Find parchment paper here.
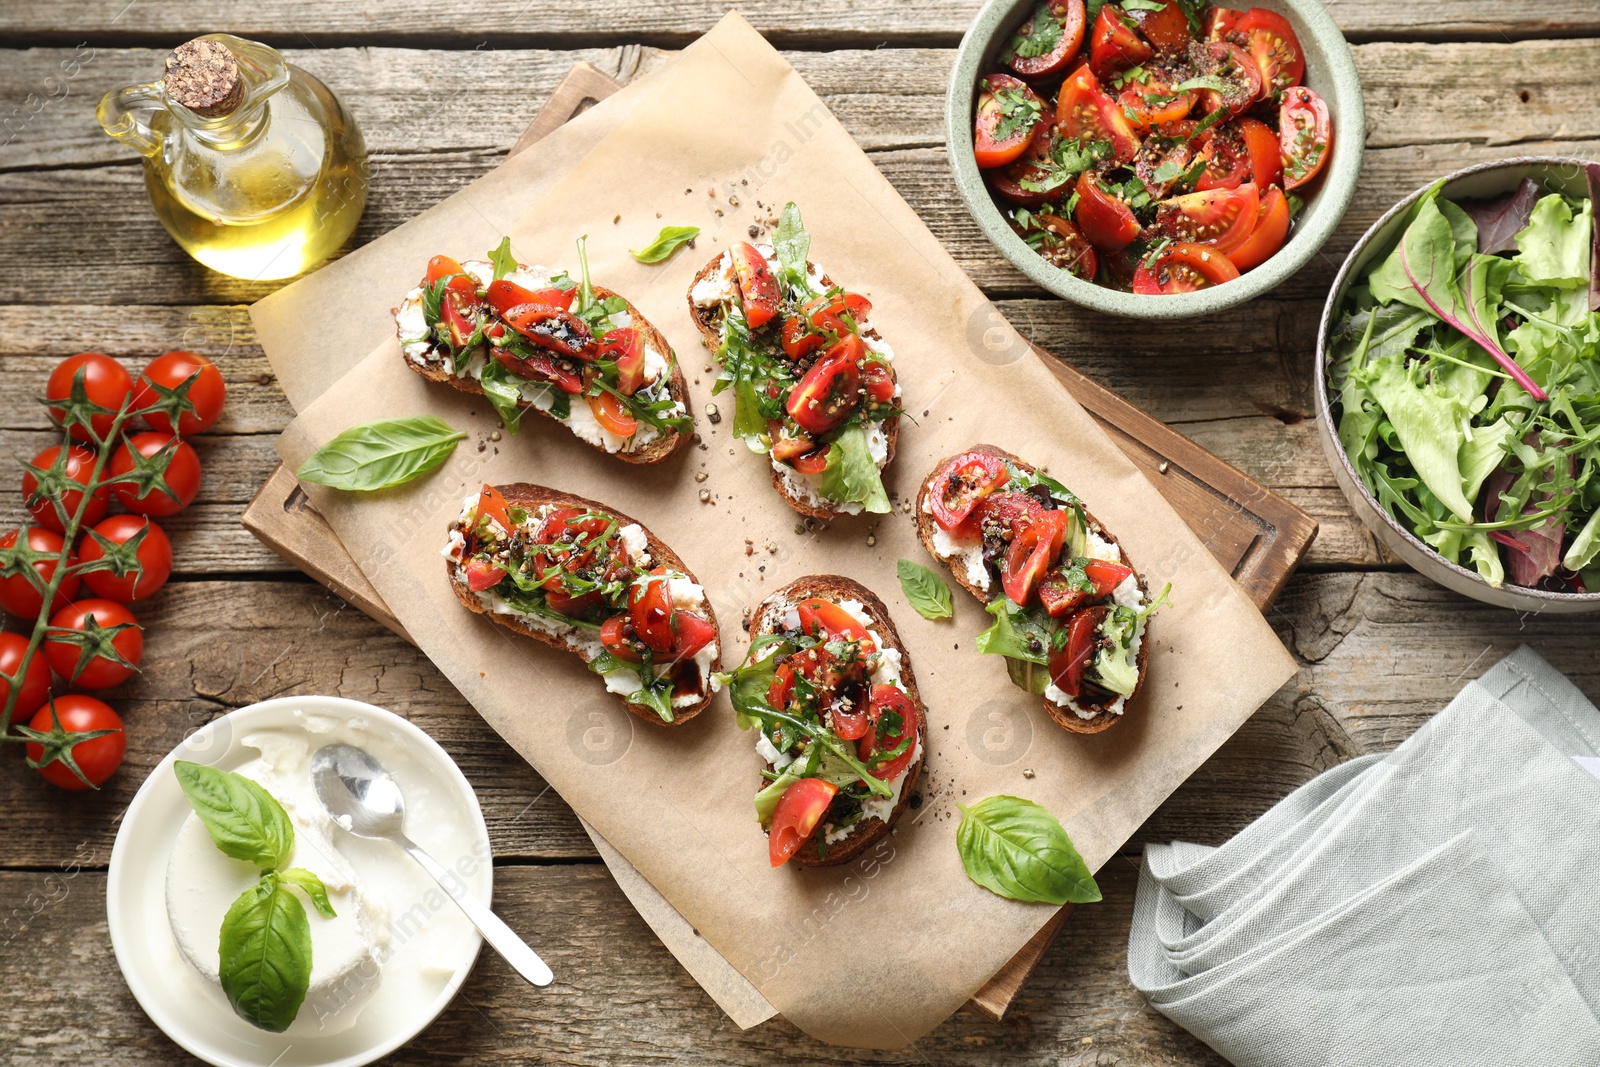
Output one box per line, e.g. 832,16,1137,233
247,57,777,1028
267,13,1298,1048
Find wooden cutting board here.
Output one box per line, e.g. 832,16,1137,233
242,61,1317,1022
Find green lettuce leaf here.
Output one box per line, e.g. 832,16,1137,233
816,424,890,514
1514,193,1593,290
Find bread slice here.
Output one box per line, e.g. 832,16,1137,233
747,575,926,867
444,483,720,726
686,252,900,520
914,444,1151,734
397,271,693,465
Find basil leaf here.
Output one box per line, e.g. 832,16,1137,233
296,416,467,492
896,559,953,620
773,202,811,294
956,795,1101,906
218,875,312,1033
629,225,700,264
278,867,337,919
489,236,517,281
816,423,891,514
174,761,295,871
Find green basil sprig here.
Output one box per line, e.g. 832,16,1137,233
629,225,701,264
297,416,466,492
955,795,1101,906
896,559,953,620
175,761,336,1033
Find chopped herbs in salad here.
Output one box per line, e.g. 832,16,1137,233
692,202,900,515
1329,170,1600,594
973,1,1333,295
399,237,691,454
446,485,719,722
925,449,1168,718
718,595,921,866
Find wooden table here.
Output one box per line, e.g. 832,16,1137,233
3,4,1599,1063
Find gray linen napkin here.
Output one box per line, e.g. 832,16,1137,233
1128,646,1600,1066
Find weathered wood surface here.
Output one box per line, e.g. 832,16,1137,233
5,11,1600,1065
1,860,1229,1066
2,0,1596,45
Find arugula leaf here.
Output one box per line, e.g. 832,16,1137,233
488,236,517,281
896,559,953,620
815,424,891,514
218,875,312,1033
956,795,1101,906
629,225,700,264
174,761,295,870
296,416,466,492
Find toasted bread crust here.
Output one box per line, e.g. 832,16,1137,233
444,483,720,727
747,575,926,867
687,254,900,520
399,283,692,465
914,444,1151,734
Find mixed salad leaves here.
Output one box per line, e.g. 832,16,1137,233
704,203,899,515
1329,167,1600,592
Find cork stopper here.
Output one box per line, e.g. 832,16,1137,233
163,38,244,117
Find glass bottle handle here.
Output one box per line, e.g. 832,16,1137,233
96,83,166,156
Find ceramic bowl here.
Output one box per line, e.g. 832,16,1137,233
945,0,1364,319
1315,156,1600,614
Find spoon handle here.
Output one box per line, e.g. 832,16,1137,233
401,837,554,987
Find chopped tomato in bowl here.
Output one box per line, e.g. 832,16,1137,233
950,0,1361,315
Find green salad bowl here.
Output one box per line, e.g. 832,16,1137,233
1315,156,1600,614
945,0,1363,319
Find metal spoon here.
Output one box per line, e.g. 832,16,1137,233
310,743,553,987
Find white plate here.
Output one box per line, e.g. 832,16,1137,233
108,696,490,1067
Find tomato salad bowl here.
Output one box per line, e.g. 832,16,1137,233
946,0,1362,318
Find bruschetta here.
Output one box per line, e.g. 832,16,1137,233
443,483,720,725
687,203,899,519
396,238,693,463
916,445,1166,734
719,575,925,867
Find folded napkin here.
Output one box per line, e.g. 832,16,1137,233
1129,646,1600,1066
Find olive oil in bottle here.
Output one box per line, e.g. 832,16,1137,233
98,34,368,281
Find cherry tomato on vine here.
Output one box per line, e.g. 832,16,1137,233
23,695,126,791
22,445,109,534
0,528,80,619
108,433,202,517
0,632,51,721
78,514,174,603
45,599,144,690
132,351,227,436
46,353,135,443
